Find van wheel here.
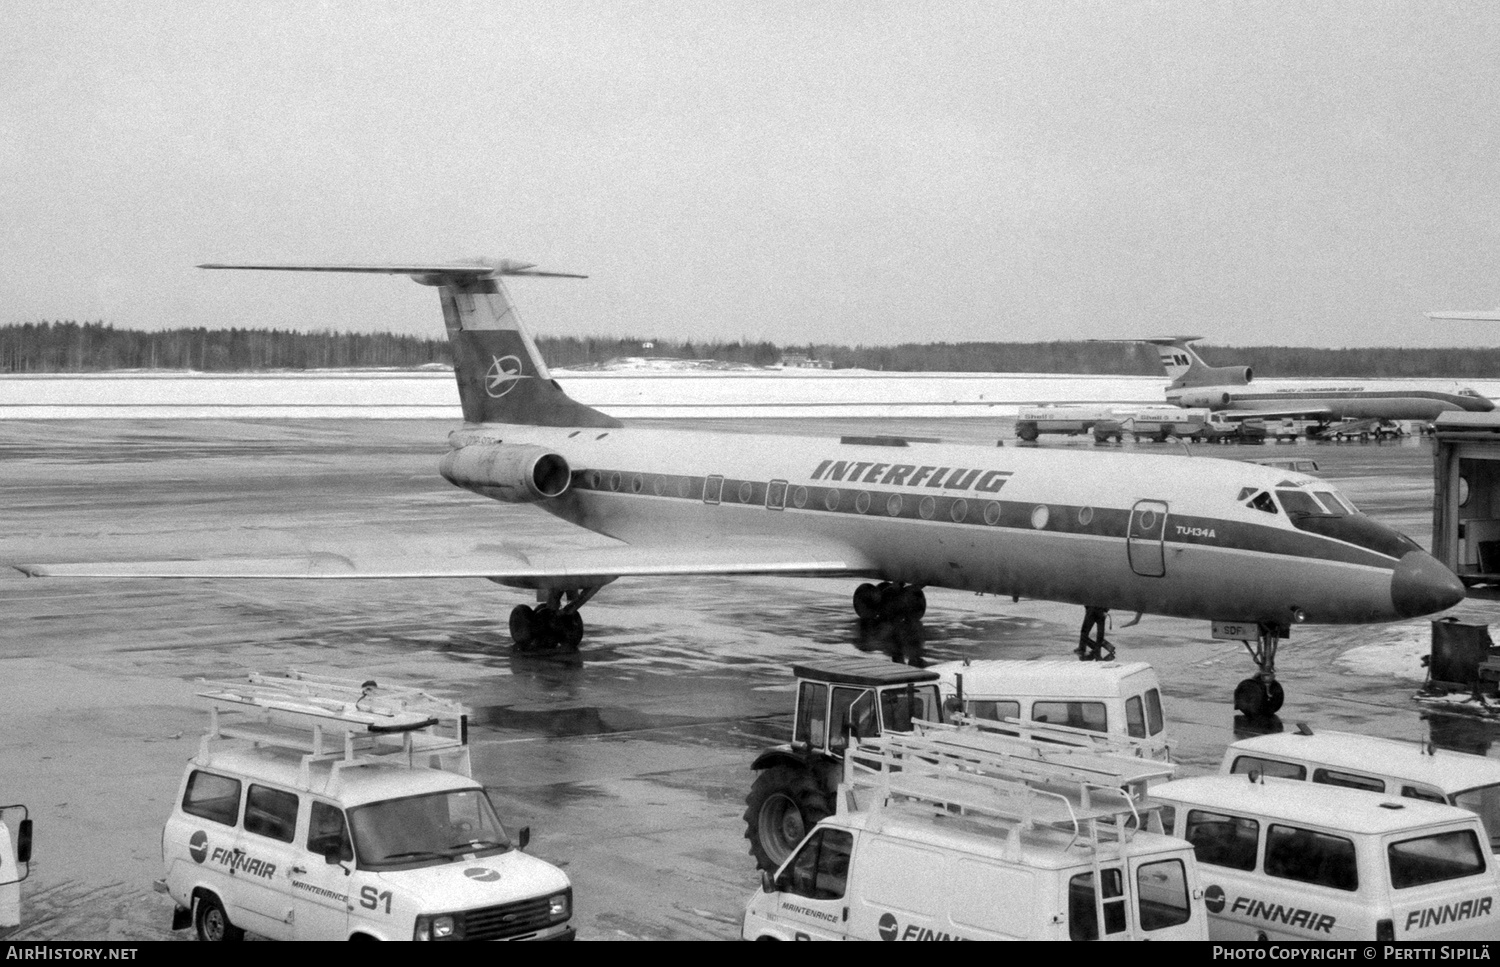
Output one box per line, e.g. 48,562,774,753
744,765,831,872
194,893,244,942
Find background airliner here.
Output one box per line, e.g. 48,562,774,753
13,263,1467,717
1136,336,1492,422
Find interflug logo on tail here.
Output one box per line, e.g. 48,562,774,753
485,354,525,398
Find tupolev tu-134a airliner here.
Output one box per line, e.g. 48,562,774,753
14,260,1467,717
1139,336,1493,422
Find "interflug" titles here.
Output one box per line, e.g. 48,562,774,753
811,460,1011,493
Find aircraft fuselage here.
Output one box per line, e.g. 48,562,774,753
1168,382,1493,420
448,422,1462,629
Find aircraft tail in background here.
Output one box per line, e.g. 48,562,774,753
1134,336,1253,389
199,260,621,428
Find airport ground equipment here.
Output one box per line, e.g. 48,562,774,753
743,658,945,871
743,719,1201,940
1309,418,1405,442
1013,405,1118,441
0,805,32,932
1153,774,1500,941
742,658,1178,872
157,670,574,941
1221,725,1500,853
1431,410,1500,586
929,658,1171,760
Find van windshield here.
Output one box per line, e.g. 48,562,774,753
1452,784,1500,850
349,789,513,871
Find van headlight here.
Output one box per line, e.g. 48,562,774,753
414,913,461,941
549,891,571,921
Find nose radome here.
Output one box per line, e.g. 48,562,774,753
1391,551,1466,618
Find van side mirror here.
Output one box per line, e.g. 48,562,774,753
16,819,31,865
516,826,530,850
760,869,775,894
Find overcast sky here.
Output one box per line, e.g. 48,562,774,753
4,1,1499,349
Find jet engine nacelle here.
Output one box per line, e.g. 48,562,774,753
439,443,572,503
1173,387,1236,409
1175,364,1252,388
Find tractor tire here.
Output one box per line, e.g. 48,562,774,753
743,765,832,873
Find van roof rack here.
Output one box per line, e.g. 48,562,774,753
948,711,1167,761
195,669,471,788
842,720,1175,858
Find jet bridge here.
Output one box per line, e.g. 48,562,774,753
1432,411,1500,585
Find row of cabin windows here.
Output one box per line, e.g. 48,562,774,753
1178,808,1486,891
182,769,354,861
965,689,1166,739
1230,755,1445,800
586,470,1104,530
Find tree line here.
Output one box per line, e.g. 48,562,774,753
5,321,1500,379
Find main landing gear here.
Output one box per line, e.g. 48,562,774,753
509,587,600,653
1077,606,1116,662
1233,623,1287,719
852,582,927,665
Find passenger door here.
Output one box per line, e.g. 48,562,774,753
228,783,302,940
1128,500,1169,577
292,800,354,940
764,828,853,940
1385,825,1496,941
1130,854,1203,940
1067,865,1132,940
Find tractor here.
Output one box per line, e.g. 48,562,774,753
742,657,944,871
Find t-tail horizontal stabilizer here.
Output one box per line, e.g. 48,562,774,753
1092,336,1251,389
199,259,619,429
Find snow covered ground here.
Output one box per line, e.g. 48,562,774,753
5,368,1495,419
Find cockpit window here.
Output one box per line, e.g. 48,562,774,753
1244,490,1278,514
1312,491,1355,516
1277,490,1327,517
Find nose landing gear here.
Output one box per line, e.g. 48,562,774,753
1233,623,1287,719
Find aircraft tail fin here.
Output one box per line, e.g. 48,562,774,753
1132,336,1251,389
200,259,622,428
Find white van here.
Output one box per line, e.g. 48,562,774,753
1152,775,1500,941
0,805,33,930
157,672,574,942
743,723,1208,941
929,659,1170,760
1221,729,1500,851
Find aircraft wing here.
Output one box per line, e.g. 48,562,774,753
8,537,878,587
1427,310,1500,321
